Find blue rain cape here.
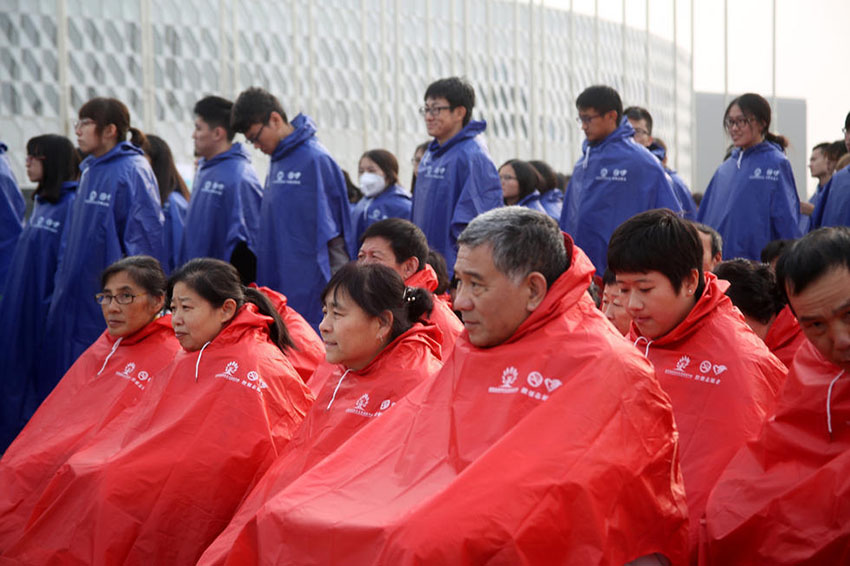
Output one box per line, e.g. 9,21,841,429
811,164,850,229
256,114,354,328
351,183,412,244
0,182,77,451
412,120,503,274
559,119,681,274
178,143,263,266
162,191,188,273
0,143,26,291
539,189,564,220
800,182,827,233
697,141,801,260
37,142,164,398
516,190,548,213
648,140,697,220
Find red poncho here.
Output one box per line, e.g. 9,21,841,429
630,273,788,560
199,322,444,565
0,316,179,550
701,339,850,565
251,284,325,383
200,239,689,566
3,305,315,565
764,304,806,369
405,264,463,354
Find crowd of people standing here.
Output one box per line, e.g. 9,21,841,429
0,75,849,564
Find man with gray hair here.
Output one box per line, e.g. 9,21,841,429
197,207,689,566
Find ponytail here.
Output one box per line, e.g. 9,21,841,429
128,127,149,151
402,287,434,327
243,286,294,353
764,131,789,151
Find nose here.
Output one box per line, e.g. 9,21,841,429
625,292,642,315
453,283,474,312
318,312,332,335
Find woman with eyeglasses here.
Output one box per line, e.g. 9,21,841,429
37,97,164,402
696,92,801,260
0,135,80,452
146,134,190,273
0,256,179,549
498,159,547,212
351,149,412,243
3,258,314,564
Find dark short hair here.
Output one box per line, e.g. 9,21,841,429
608,208,705,295
500,159,542,203
26,134,80,204
528,160,558,193
845,111,850,131
231,87,287,134
725,93,787,150
101,255,167,300
713,259,785,324
601,268,616,288
760,238,796,265
146,135,188,205
322,262,434,343
361,218,429,273
194,95,235,141
424,77,475,127
576,85,623,124
426,249,450,294
812,141,831,155
828,140,848,162
693,222,723,258
79,97,147,149
776,227,850,300
624,106,653,134
169,258,294,352
360,149,399,187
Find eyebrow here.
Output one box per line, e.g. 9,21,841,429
797,298,850,322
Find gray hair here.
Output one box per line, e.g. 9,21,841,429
457,206,569,286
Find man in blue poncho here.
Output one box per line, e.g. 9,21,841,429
811,111,850,229
231,87,354,329
0,142,26,292
559,86,681,274
412,77,503,275
180,96,263,283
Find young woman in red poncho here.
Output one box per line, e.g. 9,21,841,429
3,258,314,564
607,209,788,563
198,262,444,565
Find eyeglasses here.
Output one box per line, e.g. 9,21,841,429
74,118,95,130
418,105,451,117
499,174,517,182
95,292,148,305
633,127,650,137
575,114,602,126
724,117,753,130
245,123,267,145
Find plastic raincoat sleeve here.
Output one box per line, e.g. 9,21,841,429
114,161,166,260
162,191,188,273
670,171,697,220
811,165,850,229
0,155,25,290
770,159,803,240
448,151,503,254
238,171,263,254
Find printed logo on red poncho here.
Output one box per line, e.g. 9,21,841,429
664,355,725,385
345,392,395,418
489,367,561,401
116,361,152,390
488,366,519,394
214,360,269,393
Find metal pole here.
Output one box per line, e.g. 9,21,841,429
57,0,69,135
530,0,537,157
393,0,401,155
723,0,728,104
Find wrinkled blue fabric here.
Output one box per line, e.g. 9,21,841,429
559,119,681,274
539,189,563,220
697,141,801,260
647,141,697,220
413,120,503,274
179,143,263,267
256,114,354,328
0,182,77,451
351,183,412,243
0,143,26,291
516,190,547,214
800,183,827,233
37,142,163,399
162,191,188,273
811,164,850,229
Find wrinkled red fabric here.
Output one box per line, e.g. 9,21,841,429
405,264,463,354
764,304,806,369
0,317,179,550
251,284,325,383
200,239,689,566
630,273,788,561
2,305,314,565
700,339,849,565
199,322,444,565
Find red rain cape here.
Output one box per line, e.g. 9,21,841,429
199,322,444,565
251,284,325,383
764,304,806,369
405,263,463,354
200,239,690,566
630,273,788,560
3,305,315,565
0,316,179,550
701,339,850,565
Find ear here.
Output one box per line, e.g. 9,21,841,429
684,268,700,295
452,105,467,123
269,111,286,127
102,123,118,141
150,293,166,314
524,272,548,312
220,298,238,324
376,310,394,342
212,125,227,142
400,256,420,280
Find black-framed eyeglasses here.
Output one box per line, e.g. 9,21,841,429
95,292,148,305
418,105,451,117
724,117,752,130
245,123,267,145
575,114,602,125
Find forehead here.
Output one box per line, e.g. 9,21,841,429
628,117,648,129
788,267,850,314
104,270,139,290
455,243,498,275
726,104,745,117
615,270,666,284
425,96,449,106
359,156,379,169
360,236,394,254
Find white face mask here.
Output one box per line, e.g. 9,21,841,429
359,171,386,197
